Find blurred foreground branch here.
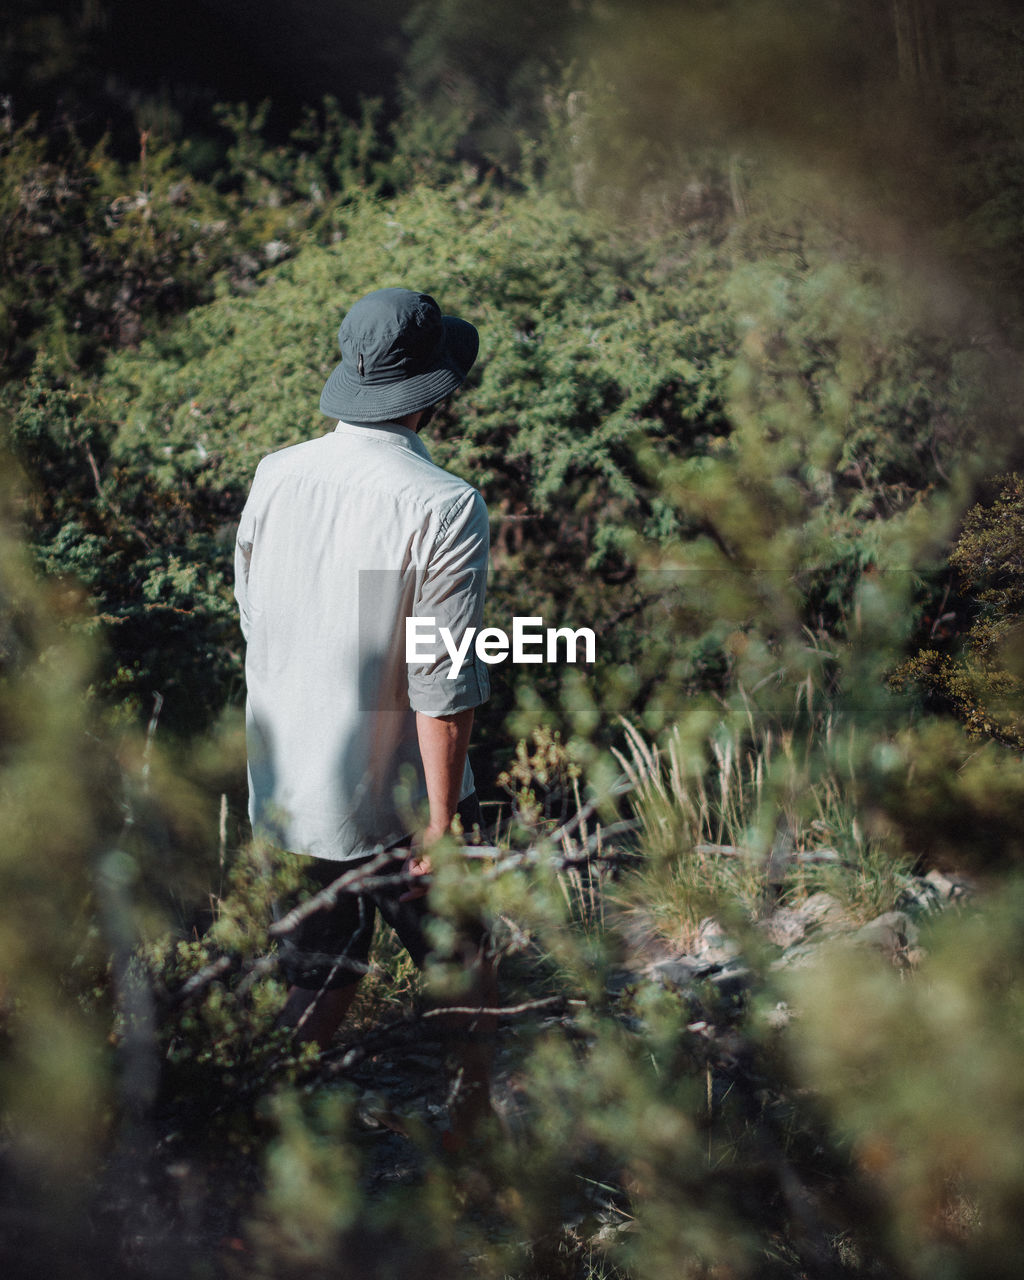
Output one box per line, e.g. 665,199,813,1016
163,794,636,1012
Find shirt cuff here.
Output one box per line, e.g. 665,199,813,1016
407,661,491,716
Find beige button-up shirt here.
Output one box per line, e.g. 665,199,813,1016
234,420,490,861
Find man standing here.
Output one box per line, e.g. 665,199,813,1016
234,287,493,1134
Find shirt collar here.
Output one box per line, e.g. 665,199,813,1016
333,419,432,460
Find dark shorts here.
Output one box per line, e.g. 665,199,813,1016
278,793,484,991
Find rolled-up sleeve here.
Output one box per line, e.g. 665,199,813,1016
407,489,490,716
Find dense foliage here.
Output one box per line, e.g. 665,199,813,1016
6,140,1001,744
896,473,1024,750
4,2,1024,1277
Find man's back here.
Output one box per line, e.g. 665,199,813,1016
235,419,489,860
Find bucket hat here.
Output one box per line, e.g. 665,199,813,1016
319,287,479,423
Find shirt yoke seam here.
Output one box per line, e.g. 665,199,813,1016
257,458,478,531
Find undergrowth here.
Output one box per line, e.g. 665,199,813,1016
610,701,912,954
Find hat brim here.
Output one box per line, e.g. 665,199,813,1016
319,315,479,422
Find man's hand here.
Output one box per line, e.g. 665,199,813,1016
399,819,449,900
399,817,456,899
400,825,442,902
399,849,433,902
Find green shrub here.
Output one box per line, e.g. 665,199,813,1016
897,474,1024,750
6,166,986,746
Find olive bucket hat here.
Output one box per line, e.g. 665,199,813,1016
319,287,479,423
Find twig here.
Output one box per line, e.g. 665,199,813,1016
320,995,580,1074
231,953,284,998
84,443,103,498
548,773,634,843
168,954,233,1005
421,995,576,1021
141,692,163,783
267,850,400,937
695,843,841,865
482,820,638,879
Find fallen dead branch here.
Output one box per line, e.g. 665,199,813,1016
320,994,585,1074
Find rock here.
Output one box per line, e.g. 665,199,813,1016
757,906,810,948
799,892,853,931
923,868,956,898
707,965,751,997
852,911,918,957
610,907,681,968
693,917,740,966
923,868,974,902
592,1217,638,1245
771,943,818,970
899,879,944,913
646,959,701,990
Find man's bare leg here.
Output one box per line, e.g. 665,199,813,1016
278,981,361,1048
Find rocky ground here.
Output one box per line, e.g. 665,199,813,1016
615,865,974,1000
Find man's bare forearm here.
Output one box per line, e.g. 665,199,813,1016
416,707,475,841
